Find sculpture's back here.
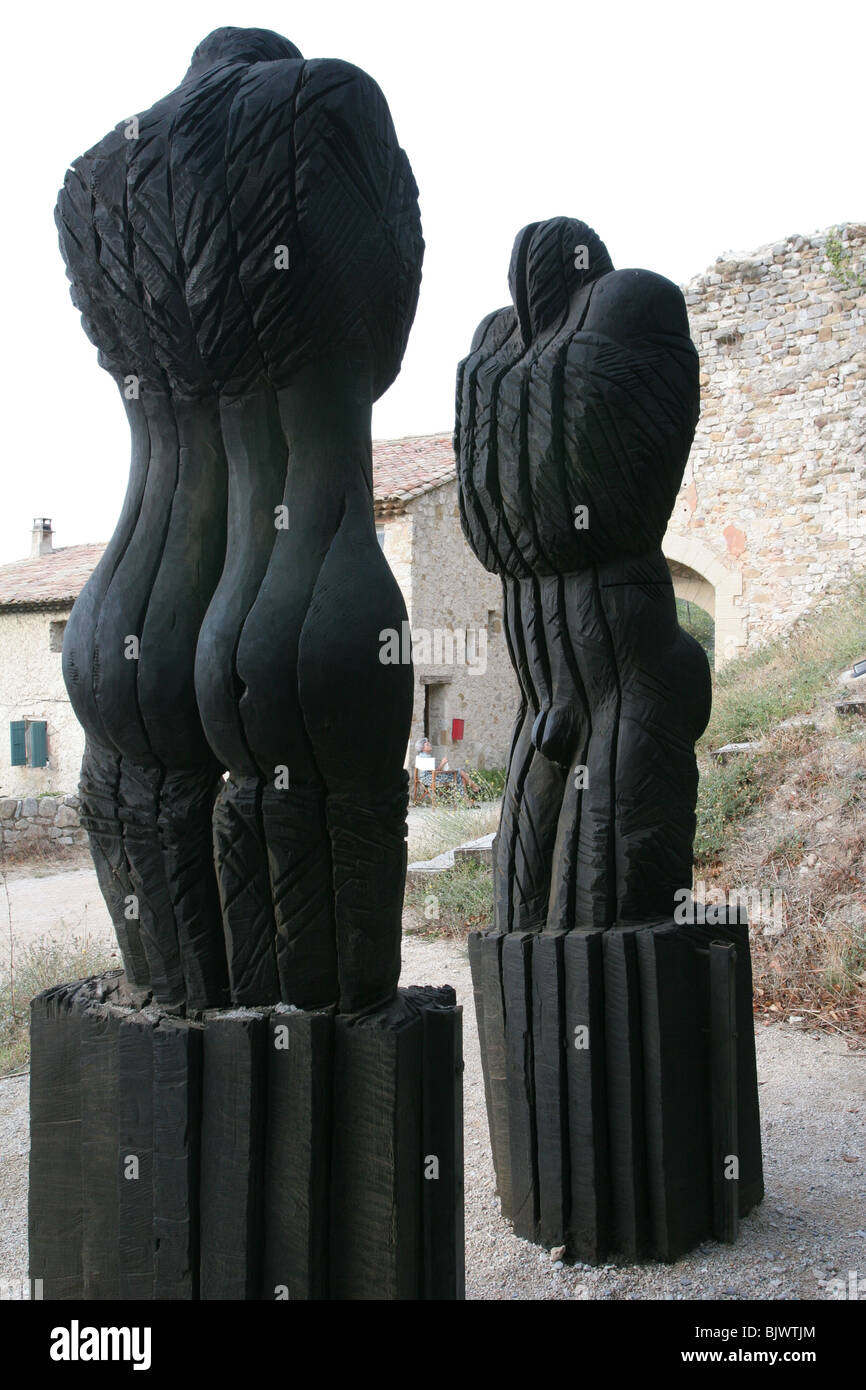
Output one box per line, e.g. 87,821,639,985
56,27,423,1013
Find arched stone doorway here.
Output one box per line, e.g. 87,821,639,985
662,530,746,667
671,564,715,666
668,560,715,618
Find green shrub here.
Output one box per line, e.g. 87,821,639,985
468,767,507,801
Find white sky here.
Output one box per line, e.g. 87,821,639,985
1,0,862,565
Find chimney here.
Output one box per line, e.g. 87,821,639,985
31,517,53,558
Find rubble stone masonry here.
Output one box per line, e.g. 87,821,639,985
666,223,866,662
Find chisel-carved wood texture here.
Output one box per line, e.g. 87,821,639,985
56,27,423,1014
29,975,463,1300
456,217,710,931
457,219,762,1260
41,27,459,1304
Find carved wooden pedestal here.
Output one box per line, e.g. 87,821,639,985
30,975,463,1300
470,911,763,1263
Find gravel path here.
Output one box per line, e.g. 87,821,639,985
405,930,865,1301
1,868,864,1300
0,866,114,963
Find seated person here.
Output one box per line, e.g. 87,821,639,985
414,737,480,797
414,736,437,772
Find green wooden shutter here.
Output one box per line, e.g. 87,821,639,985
29,721,48,768
10,721,26,766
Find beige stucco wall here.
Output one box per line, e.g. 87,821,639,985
0,607,84,798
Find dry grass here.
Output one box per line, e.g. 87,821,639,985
407,586,866,1043
0,933,120,1075
700,575,866,751
690,578,866,1042
705,725,866,1043
407,802,501,863
404,857,494,940
0,840,91,878
405,801,501,940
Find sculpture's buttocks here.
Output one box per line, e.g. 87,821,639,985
56,26,423,1014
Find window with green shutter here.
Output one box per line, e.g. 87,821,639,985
10,721,26,766
9,719,48,768
29,721,48,768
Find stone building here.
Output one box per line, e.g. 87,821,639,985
0,521,98,847
373,437,515,773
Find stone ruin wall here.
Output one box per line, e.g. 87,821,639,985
667,223,866,662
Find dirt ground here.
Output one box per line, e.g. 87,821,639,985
0,863,115,964
1,863,864,1300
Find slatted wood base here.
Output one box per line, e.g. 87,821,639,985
469,913,763,1263
29,976,463,1300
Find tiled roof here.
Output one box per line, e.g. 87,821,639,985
0,544,104,611
372,433,456,514
0,435,455,608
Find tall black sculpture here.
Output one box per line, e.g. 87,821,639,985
457,218,762,1261
31,28,463,1302
57,26,420,1015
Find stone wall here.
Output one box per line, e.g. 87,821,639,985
380,512,413,616
381,481,518,771
0,791,86,854
0,605,85,798
407,480,517,770
664,223,866,661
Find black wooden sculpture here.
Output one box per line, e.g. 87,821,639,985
57,25,421,1015
457,218,762,1261
31,27,463,1302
